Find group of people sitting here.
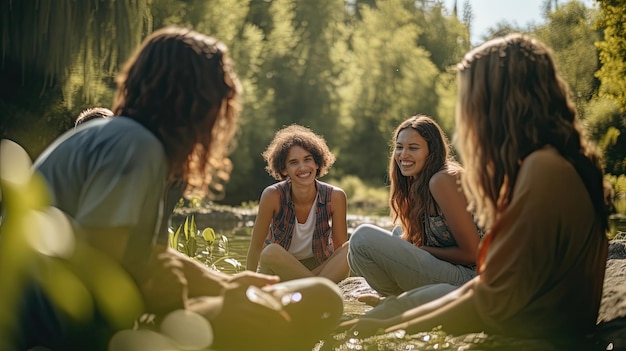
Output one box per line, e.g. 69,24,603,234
3,25,610,351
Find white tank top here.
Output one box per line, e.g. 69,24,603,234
288,194,318,260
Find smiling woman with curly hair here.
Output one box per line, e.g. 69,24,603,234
247,124,350,284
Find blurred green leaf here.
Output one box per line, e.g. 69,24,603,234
201,227,216,244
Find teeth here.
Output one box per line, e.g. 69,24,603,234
298,172,311,177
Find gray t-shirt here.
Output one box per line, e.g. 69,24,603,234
33,117,168,264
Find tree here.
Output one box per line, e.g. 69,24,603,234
534,1,600,115
416,2,470,71
481,20,528,42
0,0,151,157
340,0,439,183
223,0,298,205
595,0,626,112
591,0,626,175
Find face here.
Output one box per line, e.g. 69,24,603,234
394,128,429,177
282,145,319,183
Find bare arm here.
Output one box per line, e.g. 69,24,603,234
341,279,486,338
385,281,486,335
330,187,348,248
246,187,279,271
423,171,479,265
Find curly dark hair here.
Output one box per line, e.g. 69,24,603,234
455,33,609,231
112,26,241,199
262,124,336,181
389,115,461,245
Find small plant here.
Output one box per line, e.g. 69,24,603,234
169,215,242,273
607,174,626,215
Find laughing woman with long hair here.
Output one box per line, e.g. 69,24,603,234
348,115,483,317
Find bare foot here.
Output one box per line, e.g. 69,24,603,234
357,294,384,307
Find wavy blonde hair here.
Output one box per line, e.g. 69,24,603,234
455,33,609,232
112,26,241,200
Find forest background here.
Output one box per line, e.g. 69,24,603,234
1,0,625,210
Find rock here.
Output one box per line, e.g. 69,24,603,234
595,241,626,349
599,259,626,323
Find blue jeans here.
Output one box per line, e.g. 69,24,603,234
348,223,476,297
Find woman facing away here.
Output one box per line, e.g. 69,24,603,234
247,124,350,283
348,115,482,317
338,33,610,345
17,26,342,351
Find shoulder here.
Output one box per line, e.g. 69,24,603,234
318,180,347,199
108,117,161,147
103,119,166,170
428,168,459,193
517,147,576,189
261,183,281,199
35,117,164,171
514,147,591,213
520,147,568,172
330,186,347,202
258,184,282,213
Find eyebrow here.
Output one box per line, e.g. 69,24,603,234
287,153,313,162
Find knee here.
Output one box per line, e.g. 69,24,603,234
283,277,343,328
259,243,287,266
349,223,383,252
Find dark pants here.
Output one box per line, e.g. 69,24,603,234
12,279,113,351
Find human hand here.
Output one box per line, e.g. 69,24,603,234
191,283,293,350
140,251,188,315
227,270,280,288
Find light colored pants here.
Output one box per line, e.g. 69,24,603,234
364,283,458,318
348,223,476,297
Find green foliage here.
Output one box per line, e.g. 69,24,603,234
329,175,389,216
0,0,151,103
585,93,626,176
169,215,242,272
535,1,600,116
482,20,529,42
607,174,626,215
4,0,624,206
416,3,470,71
595,0,626,112
340,0,440,182
0,141,142,349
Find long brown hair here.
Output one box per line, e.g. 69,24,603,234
455,33,609,232
389,115,461,245
112,26,241,199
